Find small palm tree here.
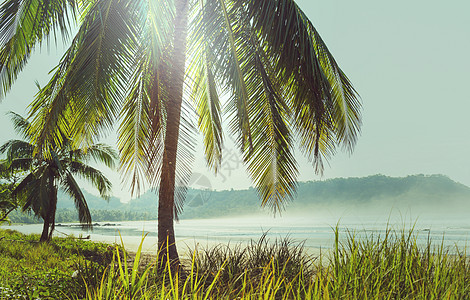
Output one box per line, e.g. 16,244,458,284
0,113,117,242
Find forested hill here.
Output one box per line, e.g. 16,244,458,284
53,174,470,220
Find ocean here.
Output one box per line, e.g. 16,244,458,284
5,213,470,255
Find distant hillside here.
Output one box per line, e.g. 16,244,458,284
52,174,470,220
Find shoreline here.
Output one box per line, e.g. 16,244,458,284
2,222,326,258
5,217,470,258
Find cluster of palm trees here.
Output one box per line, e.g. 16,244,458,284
0,0,361,262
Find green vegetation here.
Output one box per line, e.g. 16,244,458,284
2,227,470,299
0,229,115,299
7,209,154,224
0,156,23,224
82,228,470,299
0,182,18,223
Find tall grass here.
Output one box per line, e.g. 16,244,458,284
329,226,470,299
83,227,470,299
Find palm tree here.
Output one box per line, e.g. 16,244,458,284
0,0,361,261
0,113,117,242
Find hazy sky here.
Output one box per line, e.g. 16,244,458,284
1,0,469,201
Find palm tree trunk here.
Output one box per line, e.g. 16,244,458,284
40,216,50,242
41,186,58,242
48,196,57,241
157,0,189,265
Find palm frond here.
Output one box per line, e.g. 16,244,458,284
196,0,299,211
172,98,196,220
27,55,73,153
17,173,40,213
118,0,178,198
0,113,36,166
198,0,253,152
118,69,153,195
237,0,361,174
118,44,166,196
13,171,36,199
61,171,92,229
0,139,34,161
243,39,298,212
309,26,361,152
28,0,142,152
70,143,118,169
7,111,33,139
8,157,34,172
69,161,112,200
188,4,223,172
18,166,53,218
0,0,77,99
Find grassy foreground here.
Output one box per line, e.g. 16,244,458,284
0,229,114,299
1,227,470,299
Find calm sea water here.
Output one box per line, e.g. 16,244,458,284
5,213,470,254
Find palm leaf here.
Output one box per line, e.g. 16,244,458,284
17,165,53,219
238,0,361,173
8,157,34,172
309,25,361,152
61,171,92,229
118,45,166,195
28,0,142,153
188,4,223,172
196,0,298,211
13,171,36,201
69,161,112,200
19,177,41,214
0,0,77,99
199,0,253,152
172,98,196,220
244,40,298,212
0,139,34,161
7,111,33,139
70,143,117,169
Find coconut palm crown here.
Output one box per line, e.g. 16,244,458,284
0,0,362,260
0,112,117,241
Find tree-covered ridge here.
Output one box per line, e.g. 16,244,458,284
295,174,470,203
9,174,467,224
178,174,470,218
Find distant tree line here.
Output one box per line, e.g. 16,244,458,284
4,174,467,225
7,209,155,224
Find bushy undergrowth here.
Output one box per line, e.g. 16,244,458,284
2,227,470,299
0,229,115,299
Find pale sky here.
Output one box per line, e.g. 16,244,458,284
1,0,469,202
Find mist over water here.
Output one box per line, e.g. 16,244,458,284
7,203,470,255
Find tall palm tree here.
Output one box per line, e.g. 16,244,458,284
0,0,361,261
0,112,117,241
